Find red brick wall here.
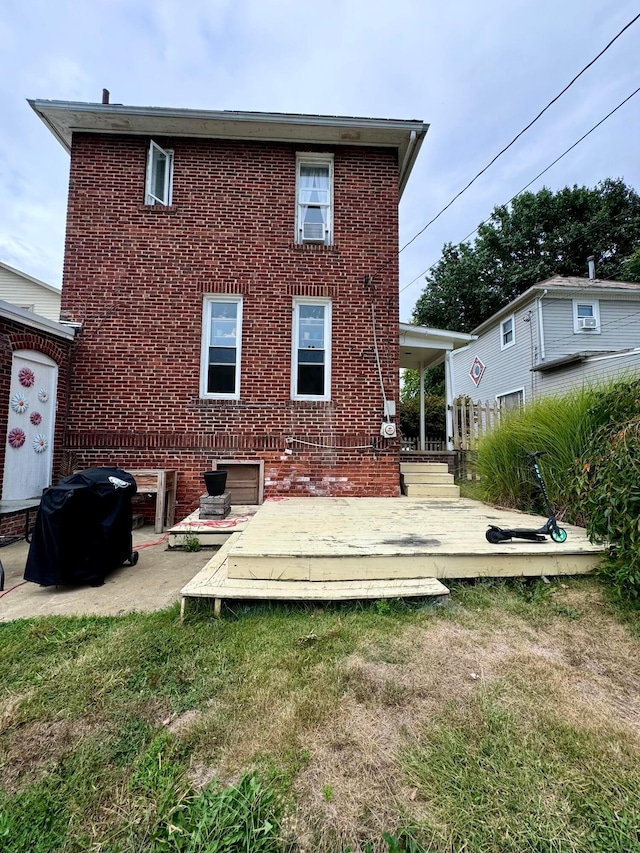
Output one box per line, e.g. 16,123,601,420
0,317,72,534
61,134,401,518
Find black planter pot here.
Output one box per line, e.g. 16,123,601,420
203,470,227,496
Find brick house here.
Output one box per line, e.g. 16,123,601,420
30,99,430,518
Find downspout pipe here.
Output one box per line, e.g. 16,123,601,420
537,290,547,363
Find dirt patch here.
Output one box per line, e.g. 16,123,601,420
0,717,98,794
290,589,640,850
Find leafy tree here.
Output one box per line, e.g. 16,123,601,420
412,179,640,332
400,394,446,440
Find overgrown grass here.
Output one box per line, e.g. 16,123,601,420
476,386,597,520
476,377,640,597
402,690,640,852
1,584,639,851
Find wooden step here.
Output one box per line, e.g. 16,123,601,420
403,483,460,498
400,462,450,474
401,472,455,485
181,555,450,618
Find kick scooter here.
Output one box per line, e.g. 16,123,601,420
485,451,568,544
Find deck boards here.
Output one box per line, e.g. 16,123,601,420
179,497,603,613
227,497,601,581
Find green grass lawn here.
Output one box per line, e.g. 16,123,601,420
1,579,639,852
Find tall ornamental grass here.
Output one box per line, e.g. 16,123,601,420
477,377,640,598
477,388,596,522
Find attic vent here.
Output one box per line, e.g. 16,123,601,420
578,316,598,330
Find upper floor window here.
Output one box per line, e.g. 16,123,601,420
573,299,600,333
296,154,333,245
145,140,173,205
500,315,515,350
200,296,242,399
292,299,332,400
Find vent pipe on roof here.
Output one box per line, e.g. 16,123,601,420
588,255,596,280
102,89,110,105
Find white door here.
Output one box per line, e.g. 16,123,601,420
3,350,58,500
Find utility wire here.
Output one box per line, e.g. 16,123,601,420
399,12,640,257
400,84,640,297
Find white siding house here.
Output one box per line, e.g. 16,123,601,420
451,276,640,406
0,261,61,322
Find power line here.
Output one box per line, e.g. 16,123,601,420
398,12,640,257
399,84,640,297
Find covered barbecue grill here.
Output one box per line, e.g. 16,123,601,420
24,467,139,587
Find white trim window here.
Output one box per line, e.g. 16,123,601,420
500,315,515,350
496,387,524,411
296,153,333,245
573,299,600,333
145,140,174,205
200,296,242,398
292,299,332,400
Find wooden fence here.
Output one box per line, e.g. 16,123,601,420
452,397,500,452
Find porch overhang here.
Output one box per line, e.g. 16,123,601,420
399,323,476,452
399,322,475,370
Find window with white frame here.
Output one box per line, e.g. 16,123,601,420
292,299,331,399
496,388,524,411
296,154,333,245
200,296,242,398
573,299,600,333
500,315,515,350
145,140,174,205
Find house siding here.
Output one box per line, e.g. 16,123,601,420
0,266,61,322
542,294,640,363
61,134,401,515
536,350,640,397
452,298,539,403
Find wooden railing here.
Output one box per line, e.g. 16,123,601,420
400,437,446,452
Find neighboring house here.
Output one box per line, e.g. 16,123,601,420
29,98,432,514
0,261,61,322
1,300,74,510
451,275,640,408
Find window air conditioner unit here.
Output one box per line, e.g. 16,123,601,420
578,317,598,330
302,222,326,243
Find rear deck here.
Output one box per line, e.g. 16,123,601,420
180,497,603,615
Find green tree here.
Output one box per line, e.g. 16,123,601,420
412,179,640,332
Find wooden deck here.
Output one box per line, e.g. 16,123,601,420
167,505,259,548
180,497,603,615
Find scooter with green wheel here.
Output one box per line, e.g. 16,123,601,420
486,451,568,544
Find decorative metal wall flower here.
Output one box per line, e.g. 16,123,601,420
38,389,49,403
8,428,26,449
33,434,48,453
10,392,29,414
30,411,43,426
18,367,35,387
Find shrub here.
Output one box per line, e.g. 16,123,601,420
573,378,640,597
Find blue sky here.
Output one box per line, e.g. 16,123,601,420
0,0,638,320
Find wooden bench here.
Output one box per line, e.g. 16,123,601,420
126,470,177,534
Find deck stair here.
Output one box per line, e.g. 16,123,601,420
180,531,450,617
401,462,459,498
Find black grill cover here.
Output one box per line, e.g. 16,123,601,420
24,467,137,587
